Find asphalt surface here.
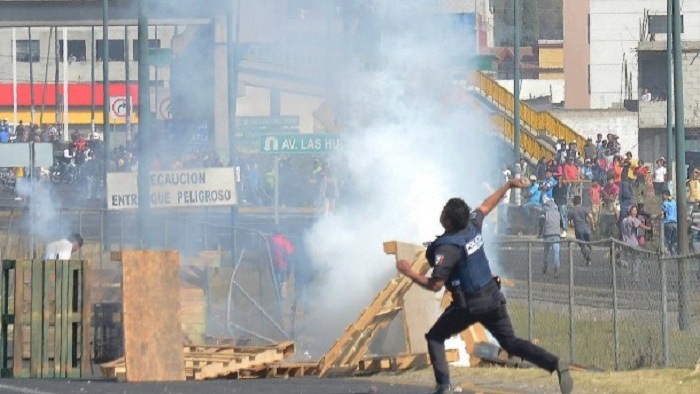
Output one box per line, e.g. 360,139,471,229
0,378,438,394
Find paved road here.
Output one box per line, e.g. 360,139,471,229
0,378,452,394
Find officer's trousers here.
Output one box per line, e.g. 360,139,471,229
426,291,559,386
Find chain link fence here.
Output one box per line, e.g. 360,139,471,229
497,237,700,370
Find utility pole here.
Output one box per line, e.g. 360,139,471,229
513,0,521,164
138,0,152,248
29,27,35,125
672,0,691,330
513,0,522,205
102,0,111,251
91,26,95,133
227,0,242,256
666,0,673,173
125,26,132,141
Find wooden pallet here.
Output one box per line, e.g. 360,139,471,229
0,259,91,379
100,341,295,381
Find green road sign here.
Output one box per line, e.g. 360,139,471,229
259,134,343,154
235,116,300,153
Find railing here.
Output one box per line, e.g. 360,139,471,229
491,114,554,161
474,71,588,148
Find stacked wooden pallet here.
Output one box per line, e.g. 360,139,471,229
100,341,295,381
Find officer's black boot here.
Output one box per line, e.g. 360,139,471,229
556,359,574,394
428,383,453,394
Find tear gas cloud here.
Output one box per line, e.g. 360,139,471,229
300,0,505,353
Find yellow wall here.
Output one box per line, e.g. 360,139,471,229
0,108,139,126
539,47,564,80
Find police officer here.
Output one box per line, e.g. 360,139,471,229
396,178,574,394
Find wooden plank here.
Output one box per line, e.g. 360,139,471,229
120,250,186,382
41,260,53,378
65,261,80,379
60,260,70,378
393,242,436,355
53,261,63,378
80,261,92,376
12,261,25,378
29,259,42,378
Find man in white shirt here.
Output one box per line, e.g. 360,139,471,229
44,233,83,260
653,158,668,196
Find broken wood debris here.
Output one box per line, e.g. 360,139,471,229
101,341,295,381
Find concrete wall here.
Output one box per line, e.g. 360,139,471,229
638,43,700,129
588,0,700,109
497,79,565,104
551,108,639,157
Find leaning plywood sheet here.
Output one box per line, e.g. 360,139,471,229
120,250,186,381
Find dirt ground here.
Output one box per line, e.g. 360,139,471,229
363,365,700,394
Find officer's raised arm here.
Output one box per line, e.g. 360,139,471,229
477,179,531,217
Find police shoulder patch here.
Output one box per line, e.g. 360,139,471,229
435,254,444,266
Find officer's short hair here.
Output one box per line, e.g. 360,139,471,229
68,233,84,248
442,198,471,230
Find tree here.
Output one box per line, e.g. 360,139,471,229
522,1,540,46
494,0,562,46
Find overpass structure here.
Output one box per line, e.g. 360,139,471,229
0,0,225,26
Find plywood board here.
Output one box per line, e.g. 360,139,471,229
120,250,186,382
392,242,439,354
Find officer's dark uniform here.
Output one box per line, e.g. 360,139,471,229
426,210,560,388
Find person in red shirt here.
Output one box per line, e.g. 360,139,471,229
562,157,579,198
269,228,294,297
589,180,603,225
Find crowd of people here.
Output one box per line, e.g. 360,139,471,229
511,133,683,278
239,155,344,216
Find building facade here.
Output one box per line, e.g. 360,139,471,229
0,25,175,126
563,0,700,110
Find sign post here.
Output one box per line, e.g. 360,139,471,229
109,96,130,120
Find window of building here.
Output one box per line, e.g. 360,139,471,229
132,39,161,61
587,65,591,94
58,40,87,62
96,39,126,61
648,15,683,34
16,40,40,62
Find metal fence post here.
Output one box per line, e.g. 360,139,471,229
611,241,620,371
527,241,533,341
568,240,574,363
661,256,670,367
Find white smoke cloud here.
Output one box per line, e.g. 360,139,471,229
300,0,505,353
15,176,68,250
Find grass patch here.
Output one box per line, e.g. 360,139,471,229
507,303,700,370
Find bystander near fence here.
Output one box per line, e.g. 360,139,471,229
497,236,700,371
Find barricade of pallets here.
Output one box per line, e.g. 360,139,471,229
0,259,90,378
